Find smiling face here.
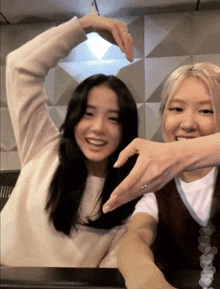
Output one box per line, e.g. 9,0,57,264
74,84,122,176
161,77,217,143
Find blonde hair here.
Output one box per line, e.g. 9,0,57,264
159,62,220,131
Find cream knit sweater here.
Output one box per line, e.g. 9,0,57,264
1,17,126,267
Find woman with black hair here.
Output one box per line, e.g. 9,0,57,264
1,13,138,267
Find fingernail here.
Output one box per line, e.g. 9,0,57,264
113,161,118,168
103,205,109,214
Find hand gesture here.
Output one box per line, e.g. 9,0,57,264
103,138,185,213
79,11,133,62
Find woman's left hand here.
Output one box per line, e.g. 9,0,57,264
79,12,133,62
102,138,186,213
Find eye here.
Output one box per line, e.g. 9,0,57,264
200,109,214,114
84,111,93,118
108,112,120,122
108,116,120,123
168,107,183,112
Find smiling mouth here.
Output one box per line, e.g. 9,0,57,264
86,138,107,146
176,136,196,141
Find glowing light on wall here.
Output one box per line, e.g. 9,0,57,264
86,32,111,60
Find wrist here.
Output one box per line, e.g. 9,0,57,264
168,140,194,174
79,15,96,34
173,134,216,172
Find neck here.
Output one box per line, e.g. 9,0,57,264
87,160,107,178
179,167,214,183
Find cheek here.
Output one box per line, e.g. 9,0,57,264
74,122,84,143
203,119,218,135
112,126,122,147
161,115,176,141
163,114,177,131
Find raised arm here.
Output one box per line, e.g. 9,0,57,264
6,17,87,167
6,13,133,168
118,213,177,289
103,133,220,212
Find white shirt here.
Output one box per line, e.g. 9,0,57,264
133,167,217,226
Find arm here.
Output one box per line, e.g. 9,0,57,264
103,134,220,212
6,14,133,168
6,18,87,167
118,213,177,289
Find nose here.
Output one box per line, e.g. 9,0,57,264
91,116,106,134
180,110,197,132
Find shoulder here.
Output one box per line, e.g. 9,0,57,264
133,193,158,222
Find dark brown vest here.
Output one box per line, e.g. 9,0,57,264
152,168,220,271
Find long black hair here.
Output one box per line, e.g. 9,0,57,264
45,74,139,236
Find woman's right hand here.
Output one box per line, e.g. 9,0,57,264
79,12,133,62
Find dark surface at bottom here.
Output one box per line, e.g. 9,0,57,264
1,267,220,288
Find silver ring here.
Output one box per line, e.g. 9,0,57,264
140,179,147,189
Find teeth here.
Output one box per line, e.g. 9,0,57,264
176,137,192,141
87,139,106,146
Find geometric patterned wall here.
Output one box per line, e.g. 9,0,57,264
1,10,220,171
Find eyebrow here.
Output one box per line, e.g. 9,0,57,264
86,105,119,113
170,99,213,105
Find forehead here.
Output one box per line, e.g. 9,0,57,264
87,85,119,110
172,77,211,103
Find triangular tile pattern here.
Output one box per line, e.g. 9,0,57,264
48,107,63,130
44,68,56,106
145,103,161,141
55,106,68,123
48,106,67,130
192,11,220,55
128,16,144,59
53,66,79,106
62,37,101,63
145,56,191,102
101,44,127,61
147,13,195,58
151,127,164,143
59,59,131,84
144,12,192,58
145,11,220,58
193,54,220,66
117,59,145,103
86,33,111,60
137,103,145,139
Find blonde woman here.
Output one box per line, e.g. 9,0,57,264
117,62,220,289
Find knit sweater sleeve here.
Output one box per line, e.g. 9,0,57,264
6,17,87,167
99,224,128,268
